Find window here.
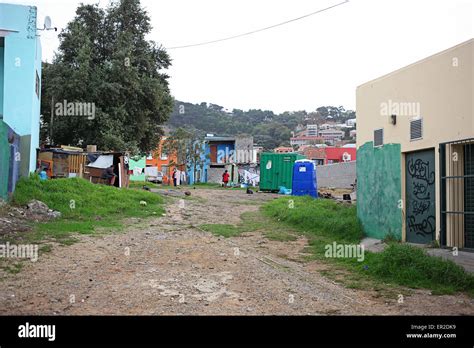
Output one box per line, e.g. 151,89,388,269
160,152,168,160
410,118,423,141
374,128,384,147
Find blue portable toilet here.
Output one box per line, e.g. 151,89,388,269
292,160,317,198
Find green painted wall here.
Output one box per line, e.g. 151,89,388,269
0,121,10,200
129,156,146,181
357,142,402,240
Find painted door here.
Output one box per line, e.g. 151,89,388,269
406,149,436,243
210,145,217,163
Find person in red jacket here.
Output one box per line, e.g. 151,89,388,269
222,170,230,188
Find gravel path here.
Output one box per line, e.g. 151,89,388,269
0,188,473,315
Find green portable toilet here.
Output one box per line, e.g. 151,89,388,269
259,153,306,192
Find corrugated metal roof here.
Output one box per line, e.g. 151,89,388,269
205,136,235,141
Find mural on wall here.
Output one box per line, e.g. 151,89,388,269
406,150,436,243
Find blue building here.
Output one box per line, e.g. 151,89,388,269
187,140,207,185
192,134,254,185
0,3,42,200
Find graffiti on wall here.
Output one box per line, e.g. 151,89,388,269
406,153,436,242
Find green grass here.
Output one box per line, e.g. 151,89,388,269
199,224,242,238
262,196,363,243
362,244,474,295
262,196,474,296
10,175,164,244
199,211,298,241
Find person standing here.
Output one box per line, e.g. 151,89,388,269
102,165,117,186
222,170,230,188
172,168,177,187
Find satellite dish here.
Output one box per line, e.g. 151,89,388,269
44,16,52,30
39,16,57,31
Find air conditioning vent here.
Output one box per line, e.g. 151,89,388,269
410,118,423,141
374,128,383,147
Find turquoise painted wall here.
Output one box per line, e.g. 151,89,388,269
129,156,146,181
0,46,4,117
0,121,10,200
357,142,402,240
0,4,42,174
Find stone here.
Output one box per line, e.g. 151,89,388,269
26,200,49,212
26,200,61,220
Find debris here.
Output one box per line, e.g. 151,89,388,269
26,200,49,212
184,191,191,196
142,185,151,191
318,191,334,199
25,200,61,219
139,201,147,206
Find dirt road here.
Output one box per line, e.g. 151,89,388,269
1,189,473,315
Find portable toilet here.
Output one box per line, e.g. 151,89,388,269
292,159,317,198
260,153,306,192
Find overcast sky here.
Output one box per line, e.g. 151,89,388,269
3,0,473,113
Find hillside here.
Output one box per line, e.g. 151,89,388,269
166,100,356,149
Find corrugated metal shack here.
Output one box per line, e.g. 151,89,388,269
84,152,130,188
37,147,88,179
37,146,130,188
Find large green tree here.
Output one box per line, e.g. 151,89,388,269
41,0,173,153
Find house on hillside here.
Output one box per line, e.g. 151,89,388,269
318,129,345,145
290,136,324,147
0,3,42,200
306,124,318,136
356,39,473,249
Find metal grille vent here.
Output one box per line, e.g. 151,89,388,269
410,118,423,141
374,128,383,147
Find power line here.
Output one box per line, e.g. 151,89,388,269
165,0,349,50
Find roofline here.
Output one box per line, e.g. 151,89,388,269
357,38,474,89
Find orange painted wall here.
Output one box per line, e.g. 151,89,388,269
146,138,183,184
